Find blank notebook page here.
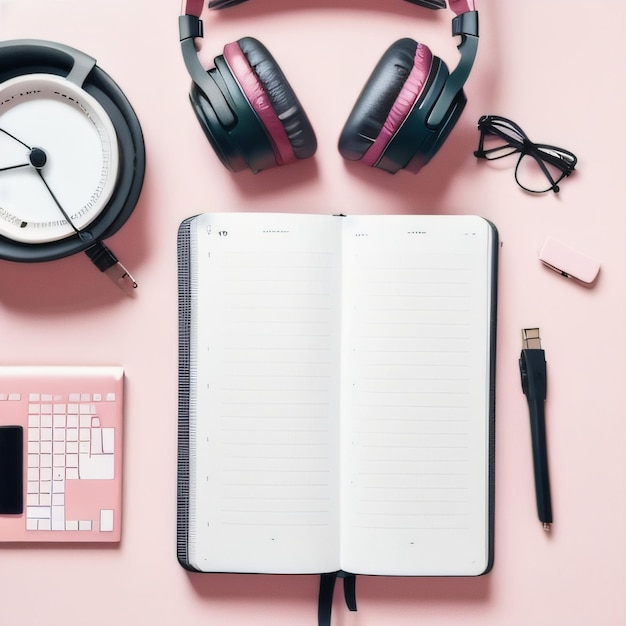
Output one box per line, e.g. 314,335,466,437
188,213,343,574
339,215,494,576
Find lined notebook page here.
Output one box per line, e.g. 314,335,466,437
188,213,343,574
339,215,495,576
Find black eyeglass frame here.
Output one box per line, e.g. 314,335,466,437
474,115,578,194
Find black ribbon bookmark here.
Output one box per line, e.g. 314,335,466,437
318,572,358,626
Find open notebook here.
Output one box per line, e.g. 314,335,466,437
177,213,497,577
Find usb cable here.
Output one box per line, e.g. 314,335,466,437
519,328,553,531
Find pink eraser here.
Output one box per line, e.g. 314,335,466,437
538,236,601,285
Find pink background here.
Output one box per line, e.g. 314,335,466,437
1,0,625,624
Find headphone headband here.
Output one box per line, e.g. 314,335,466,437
205,0,448,10
183,0,477,17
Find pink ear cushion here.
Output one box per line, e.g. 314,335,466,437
223,41,296,166
362,43,434,167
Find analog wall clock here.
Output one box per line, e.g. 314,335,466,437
0,39,145,291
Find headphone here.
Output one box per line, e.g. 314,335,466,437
179,0,478,174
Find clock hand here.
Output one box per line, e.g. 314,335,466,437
34,167,80,234
0,134,40,172
0,163,30,172
33,157,138,295
0,127,32,149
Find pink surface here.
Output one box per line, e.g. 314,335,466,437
0,1,625,625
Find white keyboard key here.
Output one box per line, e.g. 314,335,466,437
51,506,65,530
26,519,38,531
40,428,52,441
53,468,64,481
27,454,39,468
28,428,39,442
40,494,51,506
93,393,102,401
79,428,90,441
52,493,64,506
8,393,21,401
27,468,39,481
66,520,79,531
29,393,40,402
53,454,65,468
91,428,103,455
79,454,114,480
27,481,39,494
100,509,114,532
38,519,51,531
102,428,115,454
27,506,50,520
78,520,92,531
40,468,52,481
92,417,101,428
53,428,65,442
106,393,116,401
66,468,79,480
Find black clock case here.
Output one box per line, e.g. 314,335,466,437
0,39,146,262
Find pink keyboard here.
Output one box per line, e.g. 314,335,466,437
0,366,123,543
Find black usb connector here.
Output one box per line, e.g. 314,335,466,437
84,241,137,296
519,327,552,531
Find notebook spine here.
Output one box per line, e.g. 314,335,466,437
177,217,196,571
485,219,499,575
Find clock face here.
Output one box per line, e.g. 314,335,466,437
0,74,120,244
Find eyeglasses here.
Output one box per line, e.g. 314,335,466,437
474,115,578,194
